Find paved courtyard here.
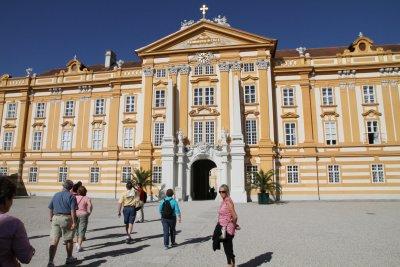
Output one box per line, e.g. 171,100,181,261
9,197,400,266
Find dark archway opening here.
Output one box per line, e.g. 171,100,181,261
191,159,217,200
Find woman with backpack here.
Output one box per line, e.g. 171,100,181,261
159,189,181,250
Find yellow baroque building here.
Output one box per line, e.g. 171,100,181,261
1,17,400,202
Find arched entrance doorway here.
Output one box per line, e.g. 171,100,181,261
191,159,217,200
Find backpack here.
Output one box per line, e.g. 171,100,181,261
161,199,174,219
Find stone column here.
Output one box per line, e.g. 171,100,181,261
219,62,230,131
178,65,190,137
219,129,229,192
229,68,247,203
161,79,176,190
300,72,315,152
107,83,121,159
175,131,185,200
138,67,154,170
186,167,191,200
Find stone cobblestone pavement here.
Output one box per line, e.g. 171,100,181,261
9,197,400,266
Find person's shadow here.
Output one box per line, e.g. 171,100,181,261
238,252,273,267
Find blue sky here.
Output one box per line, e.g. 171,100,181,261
1,0,399,76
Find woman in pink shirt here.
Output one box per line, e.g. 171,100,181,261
0,177,35,266
218,184,238,267
75,186,93,252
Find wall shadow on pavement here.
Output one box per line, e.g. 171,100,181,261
89,233,126,241
83,244,150,261
238,251,273,267
29,234,49,240
88,225,123,232
177,235,211,246
77,259,107,266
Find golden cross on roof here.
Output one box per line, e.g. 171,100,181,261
200,4,208,19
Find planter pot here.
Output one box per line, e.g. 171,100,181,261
258,192,269,204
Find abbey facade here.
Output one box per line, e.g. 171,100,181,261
1,17,399,202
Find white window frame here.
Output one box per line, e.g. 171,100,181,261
371,164,384,183
193,87,214,106
94,99,106,115
282,88,295,106
244,85,256,104
205,121,215,144
193,121,215,145
155,69,166,78
123,127,134,149
35,102,46,118
194,64,215,75
92,129,103,150
29,167,38,183
6,103,17,119
243,63,255,72
64,100,75,117
122,166,132,183
193,88,203,106
246,165,258,184
32,131,43,151
61,130,72,150
0,167,8,176
90,167,100,183
284,122,296,146
324,121,337,145
154,122,164,146
3,131,13,151
152,166,162,183
125,95,135,113
287,165,299,184
245,119,257,145
363,85,376,104
328,165,340,183
154,90,165,108
58,166,68,183
322,88,334,105
366,120,380,144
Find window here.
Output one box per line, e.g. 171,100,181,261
6,103,17,119
3,132,13,151
154,90,165,108
371,164,384,183
64,100,75,116
324,121,337,145
328,165,340,183
95,99,105,115
58,167,68,183
0,167,8,176
90,167,100,183
366,121,380,144
246,165,258,184
92,129,103,149
287,165,299,184
154,122,164,146
322,88,334,105
156,69,166,78
32,131,42,151
61,130,72,150
35,103,46,118
152,166,162,183
284,123,296,146
363,85,375,104
193,88,214,106
122,166,132,183
282,88,295,106
193,121,215,144
244,85,256,104
125,96,135,113
123,127,134,149
243,63,255,72
29,167,38,182
245,119,257,145
194,65,214,75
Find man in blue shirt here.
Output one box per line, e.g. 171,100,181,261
159,189,181,249
47,180,77,266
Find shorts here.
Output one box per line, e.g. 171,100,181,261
50,215,75,242
76,215,89,238
123,206,136,225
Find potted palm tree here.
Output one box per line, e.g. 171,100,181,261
129,168,152,200
252,169,281,204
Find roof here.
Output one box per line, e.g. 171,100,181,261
38,61,142,77
276,44,400,58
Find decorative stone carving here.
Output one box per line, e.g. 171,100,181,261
32,122,45,128
91,119,106,125
50,87,63,94
195,52,214,64
220,129,228,145
362,109,382,117
230,61,241,71
213,15,230,27
122,118,137,124
179,65,190,75
320,111,340,118
296,47,307,56
244,110,260,116
177,130,184,145
3,123,17,128
152,114,166,119
61,121,75,127
78,85,92,93
281,112,299,119
189,106,220,117
180,19,195,30
143,68,154,77
116,60,124,69
168,66,179,75
26,68,33,77
218,62,230,72
256,60,270,70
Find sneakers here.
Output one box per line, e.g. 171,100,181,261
125,237,133,244
164,246,169,250
136,219,144,223
171,242,178,247
47,262,55,267
65,256,77,265
75,244,83,253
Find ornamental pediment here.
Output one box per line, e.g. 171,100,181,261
136,20,276,56
281,112,299,119
91,119,106,125
320,111,339,118
189,106,220,117
122,118,137,124
3,123,16,129
362,109,382,117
